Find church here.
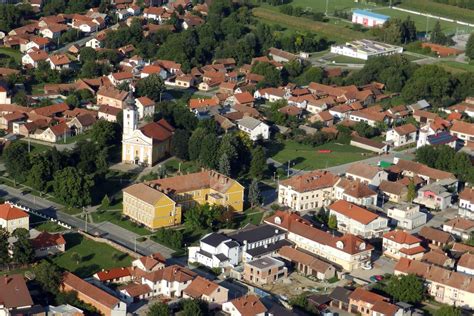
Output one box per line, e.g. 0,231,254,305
122,93,174,166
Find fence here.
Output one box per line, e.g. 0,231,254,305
391,6,474,28
6,200,72,230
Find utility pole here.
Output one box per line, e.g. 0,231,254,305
83,207,88,233
325,0,329,16
426,15,430,40
287,160,291,178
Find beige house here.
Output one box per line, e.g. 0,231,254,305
0,203,29,233
382,230,425,260
243,257,287,285
265,211,373,271
183,276,228,309
278,170,340,211
379,180,408,203
97,87,128,109
395,258,474,309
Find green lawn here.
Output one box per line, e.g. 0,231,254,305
91,210,152,236
257,0,375,13
439,61,474,73
268,140,372,170
375,7,469,34
53,233,132,278
58,131,91,144
330,55,366,64
0,47,21,63
237,212,264,227
30,214,66,233
18,140,51,155
164,158,201,175
398,0,474,25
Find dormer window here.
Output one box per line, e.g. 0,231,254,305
274,217,282,225
359,242,366,250
336,241,344,249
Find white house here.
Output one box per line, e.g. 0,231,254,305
443,218,474,241
387,204,427,230
457,252,474,276
265,211,373,271
382,230,425,261
345,163,388,189
135,96,155,120
222,295,267,316
85,37,102,49
328,200,389,239
140,65,168,80
188,232,240,269
459,187,474,219
386,123,417,147
450,120,474,146
141,265,196,298
413,179,455,210
253,87,287,103
0,87,11,104
0,202,29,233
22,50,49,68
333,179,378,207
278,170,340,211
236,117,269,141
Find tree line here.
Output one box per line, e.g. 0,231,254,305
3,120,121,207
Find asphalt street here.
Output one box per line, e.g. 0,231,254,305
0,184,175,258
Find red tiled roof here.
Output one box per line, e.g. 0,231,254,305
418,226,454,244
329,200,379,225
0,203,29,220
383,230,421,245
62,272,120,308
118,283,151,297
280,170,339,193
394,123,417,135
264,210,311,231
143,265,196,283
228,295,267,316
0,274,33,309
188,98,219,109
349,287,386,305
451,120,474,136
234,92,254,104
139,119,174,141
95,267,131,282
31,232,65,249
136,96,154,107
183,276,220,298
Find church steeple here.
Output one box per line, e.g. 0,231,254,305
122,90,138,138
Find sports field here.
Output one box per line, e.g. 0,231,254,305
398,0,474,24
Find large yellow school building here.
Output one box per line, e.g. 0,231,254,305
122,170,244,229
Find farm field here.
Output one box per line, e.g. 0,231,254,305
272,0,375,13
268,140,372,170
398,0,474,24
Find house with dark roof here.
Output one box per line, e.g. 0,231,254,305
188,232,240,269
31,231,66,258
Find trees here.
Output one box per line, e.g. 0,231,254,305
71,252,82,265
171,129,190,160
33,260,62,295
136,74,165,102
466,33,474,60
0,228,9,268
385,274,424,304
91,120,121,148
328,214,337,230
180,299,208,316
252,62,282,88
353,122,380,138
249,179,262,207
4,142,31,184
401,65,452,104
146,302,169,316
406,179,416,202
218,153,231,176
188,128,208,161
101,195,110,209
430,21,449,45
53,167,94,207
12,228,33,266
199,133,219,169
434,306,461,316
250,146,267,180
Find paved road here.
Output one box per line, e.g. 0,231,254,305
21,138,76,152
0,184,175,258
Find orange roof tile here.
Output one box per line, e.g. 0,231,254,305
0,203,29,220
329,200,379,225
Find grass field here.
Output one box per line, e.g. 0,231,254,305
268,140,372,170
164,158,201,175
330,55,366,64
253,7,367,43
398,0,474,24
439,61,474,73
0,47,21,63
374,7,469,34
30,214,65,233
53,233,132,278
91,210,151,236
268,0,375,13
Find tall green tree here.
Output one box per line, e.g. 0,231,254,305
91,120,121,148
27,156,53,194
199,133,219,169
0,228,10,268
136,74,165,102
53,167,94,207
180,299,208,316
146,302,169,316
218,153,231,176
328,214,337,230
434,306,461,316
430,21,449,45
466,33,474,60
385,274,424,304
248,179,262,207
4,142,31,184
406,179,417,202
170,129,190,160
12,228,33,266
188,128,208,161
33,260,63,295
250,146,267,180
